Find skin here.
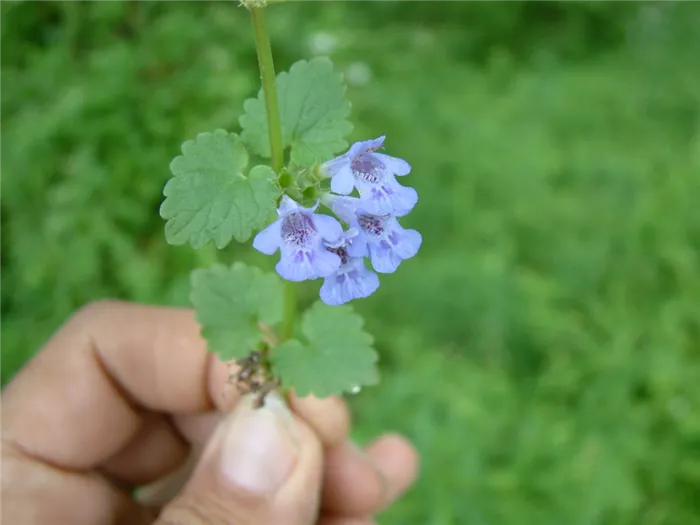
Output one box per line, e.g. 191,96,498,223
1,301,418,525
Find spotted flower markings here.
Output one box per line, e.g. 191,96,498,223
253,196,342,282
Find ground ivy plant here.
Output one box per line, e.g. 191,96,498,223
159,1,421,405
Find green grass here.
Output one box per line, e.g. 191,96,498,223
3,2,700,524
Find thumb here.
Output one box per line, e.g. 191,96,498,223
155,393,323,525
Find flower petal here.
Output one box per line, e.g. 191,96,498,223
276,247,317,281
278,195,303,216
374,152,411,176
356,177,418,216
322,155,348,176
311,246,342,278
320,281,341,306
350,265,380,298
252,219,281,255
391,184,418,216
393,227,422,260
320,261,380,305
346,230,369,258
276,246,340,281
328,195,362,224
313,214,343,243
368,241,403,274
320,274,351,306
348,136,385,159
330,163,355,194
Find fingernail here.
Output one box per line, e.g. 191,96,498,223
219,393,299,496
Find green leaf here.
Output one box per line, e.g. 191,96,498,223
190,263,283,360
271,301,379,397
160,130,280,249
240,57,353,166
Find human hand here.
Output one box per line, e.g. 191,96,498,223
1,301,418,525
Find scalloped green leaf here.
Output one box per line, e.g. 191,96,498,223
240,57,353,166
190,263,283,360
271,301,379,397
160,130,280,249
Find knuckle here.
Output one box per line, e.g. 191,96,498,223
290,393,351,446
64,299,126,337
72,299,122,324
328,395,352,440
1,440,26,483
0,445,32,523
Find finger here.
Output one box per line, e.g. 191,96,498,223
156,393,324,525
98,387,352,488
318,519,376,525
135,447,202,510
1,440,154,525
93,410,224,489
172,393,352,449
173,411,222,447
365,434,419,506
321,434,419,516
103,408,238,490
320,440,386,516
133,413,223,509
100,413,188,485
289,393,351,446
137,392,351,509
2,301,229,470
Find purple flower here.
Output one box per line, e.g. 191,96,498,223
328,196,422,274
319,230,380,306
253,195,343,281
322,136,417,216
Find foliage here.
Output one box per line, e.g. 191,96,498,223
272,301,378,397
240,56,353,166
190,263,283,360
161,130,280,249
160,19,374,394
3,2,700,524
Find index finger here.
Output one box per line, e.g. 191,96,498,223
2,300,228,470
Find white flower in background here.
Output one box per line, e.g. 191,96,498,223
346,61,372,86
309,31,338,55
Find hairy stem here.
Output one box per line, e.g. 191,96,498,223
250,6,284,173
249,5,296,341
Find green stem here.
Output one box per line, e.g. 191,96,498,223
249,5,296,341
250,6,284,173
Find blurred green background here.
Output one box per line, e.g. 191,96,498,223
3,1,700,523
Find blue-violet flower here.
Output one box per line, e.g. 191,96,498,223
253,195,343,281
320,229,380,306
329,196,422,274
322,136,418,216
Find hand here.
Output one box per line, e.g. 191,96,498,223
1,301,418,525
